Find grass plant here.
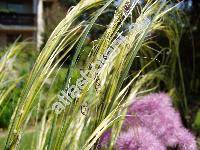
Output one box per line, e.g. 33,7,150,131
0,0,189,149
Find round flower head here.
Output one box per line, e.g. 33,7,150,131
116,127,166,150
124,93,197,149
98,93,197,150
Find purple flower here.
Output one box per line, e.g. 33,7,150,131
97,130,111,149
124,92,197,150
116,127,166,150
176,127,197,150
98,93,197,150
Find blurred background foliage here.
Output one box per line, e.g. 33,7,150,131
0,42,67,128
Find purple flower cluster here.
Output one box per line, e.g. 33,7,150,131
99,93,197,150
116,127,165,150
97,129,111,149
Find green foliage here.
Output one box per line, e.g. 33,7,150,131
193,110,200,133
0,42,37,128
0,130,36,149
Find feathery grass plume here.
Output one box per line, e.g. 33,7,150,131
0,42,27,128
50,1,116,149
0,42,26,107
82,67,167,150
74,1,186,149
5,0,104,149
